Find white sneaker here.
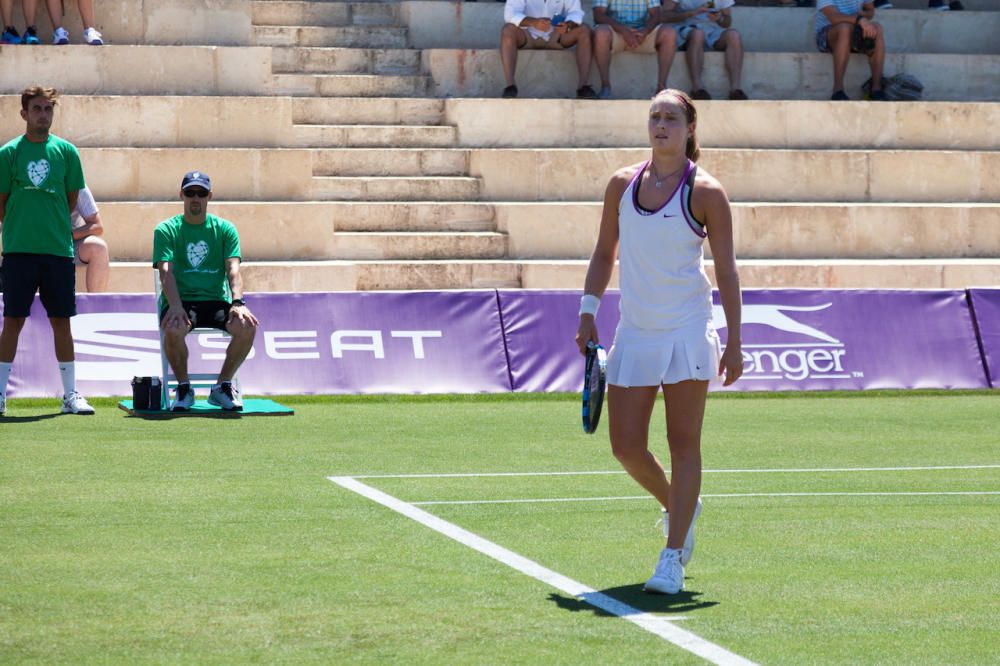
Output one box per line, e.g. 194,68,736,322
171,383,195,412
659,497,702,566
644,547,684,595
61,391,95,415
0,393,6,416
208,382,242,411
52,27,69,44
83,27,103,45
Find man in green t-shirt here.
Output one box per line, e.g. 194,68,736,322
153,171,258,412
0,86,94,417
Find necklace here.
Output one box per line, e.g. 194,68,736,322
648,162,686,189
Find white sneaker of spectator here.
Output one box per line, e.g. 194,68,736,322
61,391,95,415
52,27,69,44
83,27,103,45
208,382,243,411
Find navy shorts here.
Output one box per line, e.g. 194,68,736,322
1,252,77,318
159,300,232,331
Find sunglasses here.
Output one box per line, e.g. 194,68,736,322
183,189,210,198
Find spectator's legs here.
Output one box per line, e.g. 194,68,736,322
23,0,37,26
163,326,190,384
220,316,257,383
655,26,678,92
684,28,706,92
594,24,614,92
0,317,26,363
49,317,74,363
826,23,852,94
559,24,593,88
500,23,527,87
41,0,59,28
78,0,95,29
715,30,744,92
78,236,110,293
867,22,885,91
1,0,15,28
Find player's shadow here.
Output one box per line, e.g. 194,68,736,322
548,582,718,617
0,412,65,423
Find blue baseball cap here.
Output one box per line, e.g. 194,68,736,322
181,170,211,191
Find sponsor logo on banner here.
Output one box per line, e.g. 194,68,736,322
712,303,862,383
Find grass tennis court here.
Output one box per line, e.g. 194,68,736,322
2,391,998,664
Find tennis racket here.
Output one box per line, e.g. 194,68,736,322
582,342,607,434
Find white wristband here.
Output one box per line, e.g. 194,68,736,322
579,294,600,317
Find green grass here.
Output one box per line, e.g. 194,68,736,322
1,392,998,664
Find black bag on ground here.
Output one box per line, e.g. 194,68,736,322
131,376,162,410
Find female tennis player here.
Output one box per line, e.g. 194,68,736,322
575,89,743,595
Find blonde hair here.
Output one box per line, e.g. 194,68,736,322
21,86,59,111
650,89,700,162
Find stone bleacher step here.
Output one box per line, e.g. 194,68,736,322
311,148,468,176
273,73,429,97
272,47,421,74
292,97,444,125
293,125,458,149
331,232,508,260
251,1,398,27
253,25,407,48
310,176,481,201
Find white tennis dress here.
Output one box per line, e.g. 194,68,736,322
607,160,722,387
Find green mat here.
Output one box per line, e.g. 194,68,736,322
118,399,294,418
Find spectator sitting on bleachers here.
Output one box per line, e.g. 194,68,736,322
662,0,748,100
815,0,885,101
501,0,597,98
46,0,102,45
593,0,679,99
71,185,109,293
1,0,42,44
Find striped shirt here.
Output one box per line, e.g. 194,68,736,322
815,0,865,35
594,0,661,30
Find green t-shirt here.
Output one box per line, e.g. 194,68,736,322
152,214,242,308
0,134,85,258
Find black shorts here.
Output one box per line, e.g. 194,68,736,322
159,300,232,331
1,252,76,318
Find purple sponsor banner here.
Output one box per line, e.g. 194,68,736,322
1,291,511,397
969,289,1000,388
499,289,988,392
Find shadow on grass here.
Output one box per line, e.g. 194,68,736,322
0,412,65,423
548,582,719,617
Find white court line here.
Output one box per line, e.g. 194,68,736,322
350,464,1000,480
330,476,759,666
412,491,1000,506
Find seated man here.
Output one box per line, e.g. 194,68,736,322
663,0,747,100
72,185,109,292
153,171,258,412
593,0,678,99
815,0,885,100
501,0,596,99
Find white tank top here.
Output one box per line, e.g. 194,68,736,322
617,160,714,331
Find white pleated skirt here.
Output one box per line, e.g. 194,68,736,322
607,319,722,387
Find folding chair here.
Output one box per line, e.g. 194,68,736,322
154,270,240,407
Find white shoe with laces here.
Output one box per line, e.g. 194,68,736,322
52,27,69,44
83,27,103,45
658,497,702,566
644,547,684,595
208,382,242,411
61,391,95,415
171,383,195,412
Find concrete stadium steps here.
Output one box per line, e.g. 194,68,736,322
404,2,1000,53
251,1,399,27
93,258,1000,294
292,97,444,124
293,125,457,149
424,50,1000,101
252,25,407,48
309,176,481,201
311,148,468,175
495,202,1000,260
271,47,421,74
0,46,274,96
272,73,430,96
331,231,508,260
442,99,1000,151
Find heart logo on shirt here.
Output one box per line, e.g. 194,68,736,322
27,159,50,187
187,240,209,268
